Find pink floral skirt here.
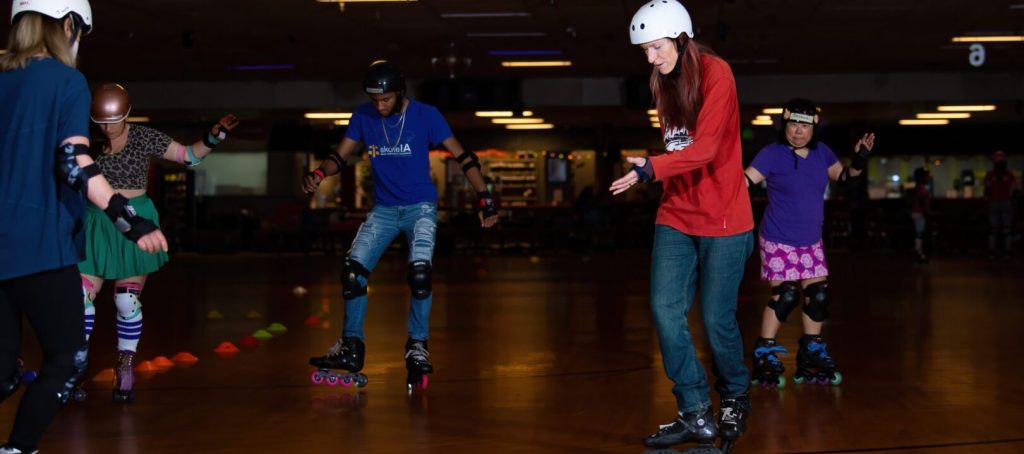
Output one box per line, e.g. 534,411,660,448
758,237,829,281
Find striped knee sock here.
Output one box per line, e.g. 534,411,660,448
82,277,96,341
114,283,143,352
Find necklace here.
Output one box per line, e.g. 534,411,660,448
381,108,407,148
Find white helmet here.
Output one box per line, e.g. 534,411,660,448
629,0,692,45
11,0,93,34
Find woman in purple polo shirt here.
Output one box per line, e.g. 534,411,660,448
743,99,874,388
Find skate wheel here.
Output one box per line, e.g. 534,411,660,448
355,374,369,388
793,375,805,385
340,375,354,387
830,371,843,386
73,388,87,402
407,374,428,391
310,370,325,385
777,376,787,388
326,374,339,387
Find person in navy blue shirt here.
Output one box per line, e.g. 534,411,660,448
0,2,166,452
303,60,498,391
743,98,873,390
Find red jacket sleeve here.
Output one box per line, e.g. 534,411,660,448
649,62,737,180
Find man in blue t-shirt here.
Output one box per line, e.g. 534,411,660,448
303,60,498,390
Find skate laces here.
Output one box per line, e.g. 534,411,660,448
806,341,836,368
755,345,788,364
327,338,347,356
405,342,429,362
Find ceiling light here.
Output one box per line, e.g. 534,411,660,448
751,119,773,126
899,119,950,125
505,124,554,130
916,113,971,119
501,61,572,67
649,116,660,122
317,0,417,2
936,105,996,112
467,32,546,38
755,115,771,121
762,108,783,114
647,109,657,115
305,112,352,119
651,122,661,128
126,116,150,123
475,111,514,117
442,12,530,18
492,118,545,124
0,49,7,55
334,120,350,126
951,35,1024,43
522,110,534,117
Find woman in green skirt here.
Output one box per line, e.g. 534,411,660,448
78,83,238,402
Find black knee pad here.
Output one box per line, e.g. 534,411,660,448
1,358,24,403
768,281,801,322
341,258,370,300
407,260,432,300
803,281,830,322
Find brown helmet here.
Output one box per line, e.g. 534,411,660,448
90,83,131,123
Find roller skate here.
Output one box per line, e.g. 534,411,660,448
404,338,432,392
309,336,368,388
112,350,136,403
717,395,750,453
751,338,787,388
793,335,842,386
643,406,718,450
0,445,39,454
1,358,25,404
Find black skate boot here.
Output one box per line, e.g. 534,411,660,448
718,395,750,453
751,337,787,388
405,338,433,392
794,334,842,386
0,358,24,404
112,350,136,403
309,336,368,387
643,406,718,449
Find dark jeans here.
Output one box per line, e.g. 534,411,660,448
650,226,753,413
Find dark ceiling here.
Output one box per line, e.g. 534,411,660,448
4,0,1022,81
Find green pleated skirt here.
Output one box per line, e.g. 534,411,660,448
78,194,169,279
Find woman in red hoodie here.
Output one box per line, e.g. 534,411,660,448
611,0,754,450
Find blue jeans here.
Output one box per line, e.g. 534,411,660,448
650,225,753,413
343,203,437,341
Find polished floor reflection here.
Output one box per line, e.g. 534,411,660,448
3,251,1023,453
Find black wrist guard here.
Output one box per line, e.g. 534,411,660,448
478,191,498,218
104,194,159,242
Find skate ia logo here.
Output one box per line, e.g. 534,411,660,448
369,143,412,158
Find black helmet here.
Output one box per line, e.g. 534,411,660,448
782,98,819,125
363,60,405,95
778,98,820,149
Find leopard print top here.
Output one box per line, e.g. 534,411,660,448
94,124,172,190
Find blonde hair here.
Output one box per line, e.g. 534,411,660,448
0,13,76,72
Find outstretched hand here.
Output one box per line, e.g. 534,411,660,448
609,157,648,195
855,132,876,155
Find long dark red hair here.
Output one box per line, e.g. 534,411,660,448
651,36,714,132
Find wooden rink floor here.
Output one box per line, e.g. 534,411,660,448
3,251,1023,453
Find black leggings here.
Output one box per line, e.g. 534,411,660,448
0,265,84,451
